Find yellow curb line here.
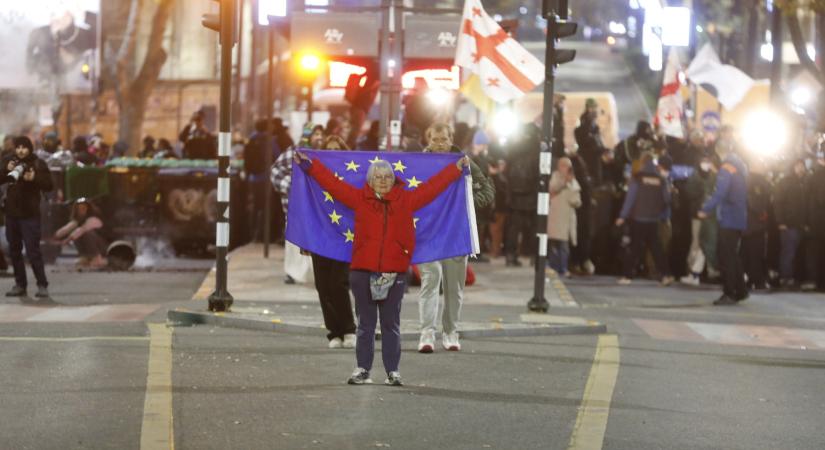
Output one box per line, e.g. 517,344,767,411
0,336,149,342
567,334,620,450
141,323,174,450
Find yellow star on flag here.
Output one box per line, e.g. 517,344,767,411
323,191,334,203
345,160,360,172
343,228,355,243
393,160,407,173
413,217,420,229
406,176,422,188
328,209,342,225
369,155,382,164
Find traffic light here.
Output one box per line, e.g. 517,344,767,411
345,71,379,115
294,51,324,81
201,0,237,48
548,14,577,66
80,62,91,80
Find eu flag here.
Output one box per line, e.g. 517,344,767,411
286,150,479,264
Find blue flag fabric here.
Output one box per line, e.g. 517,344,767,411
286,149,477,264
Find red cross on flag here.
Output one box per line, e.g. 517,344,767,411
454,0,544,103
655,50,685,139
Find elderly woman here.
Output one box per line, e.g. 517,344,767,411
294,150,468,386
547,157,581,277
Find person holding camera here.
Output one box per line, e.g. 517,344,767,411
1,136,53,298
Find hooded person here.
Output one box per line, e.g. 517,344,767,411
615,152,673,286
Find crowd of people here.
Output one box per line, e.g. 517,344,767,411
550,97,825,304
4,98,825,384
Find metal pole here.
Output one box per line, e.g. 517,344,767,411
378,0,391,149
770,3,783,105
263,24,274,258
209,0,235,312
528,4,557,313
308,84,314,123
233,0,244,130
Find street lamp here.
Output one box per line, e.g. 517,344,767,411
741,109,789,157
295,51,324,122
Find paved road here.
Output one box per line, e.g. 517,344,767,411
560,276,825,449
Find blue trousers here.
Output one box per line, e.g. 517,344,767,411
6,216,48,289
547,240,570,274
350,270,405,374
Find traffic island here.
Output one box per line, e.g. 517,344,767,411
167,304,606,339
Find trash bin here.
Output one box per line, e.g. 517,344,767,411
156,167,247,255
107,240,136,271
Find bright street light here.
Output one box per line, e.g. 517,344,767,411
300,53,321,71
741,109,788,157
425,88,451,107
491,109,519,141
791,87,812,107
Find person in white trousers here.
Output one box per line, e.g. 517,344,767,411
417,123,495,352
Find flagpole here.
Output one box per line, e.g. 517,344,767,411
527,3,560,314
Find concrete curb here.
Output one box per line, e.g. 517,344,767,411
167,309,607,339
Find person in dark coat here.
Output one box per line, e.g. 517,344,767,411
504,124,541,266
179,110,216,159
775,159,809,287
139,136,157,158
741,159,772,291
71,136,97,166
615,120,656,180
308,135,357,349
615,152,673,285
806,149,825,289
574,97,606,175
1,136,54,298
244,119,279,242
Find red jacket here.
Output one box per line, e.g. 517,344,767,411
306,158,462,273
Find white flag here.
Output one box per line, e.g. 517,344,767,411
686,43,755,110
655,50,684,138
454,0,544,103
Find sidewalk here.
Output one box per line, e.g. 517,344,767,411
170,244,606,338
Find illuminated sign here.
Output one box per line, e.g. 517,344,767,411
402,66,460,90
328,61,367,87
328,63,460,91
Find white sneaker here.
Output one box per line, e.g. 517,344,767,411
328,337,343,349
342,333,356,348
680,274,700,286
418,330,435,353
442,331,461,351
347,367,372,385
617,277,632,285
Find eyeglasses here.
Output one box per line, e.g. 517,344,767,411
372,174,394,181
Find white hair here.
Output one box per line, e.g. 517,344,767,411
366,159,394,182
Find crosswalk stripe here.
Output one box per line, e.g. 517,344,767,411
0,303,160,323
634,319,825,350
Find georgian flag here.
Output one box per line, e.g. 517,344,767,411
454,0,544,103
655,50,685,138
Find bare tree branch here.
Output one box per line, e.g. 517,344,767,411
132,0,174,95
115,0,143,95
